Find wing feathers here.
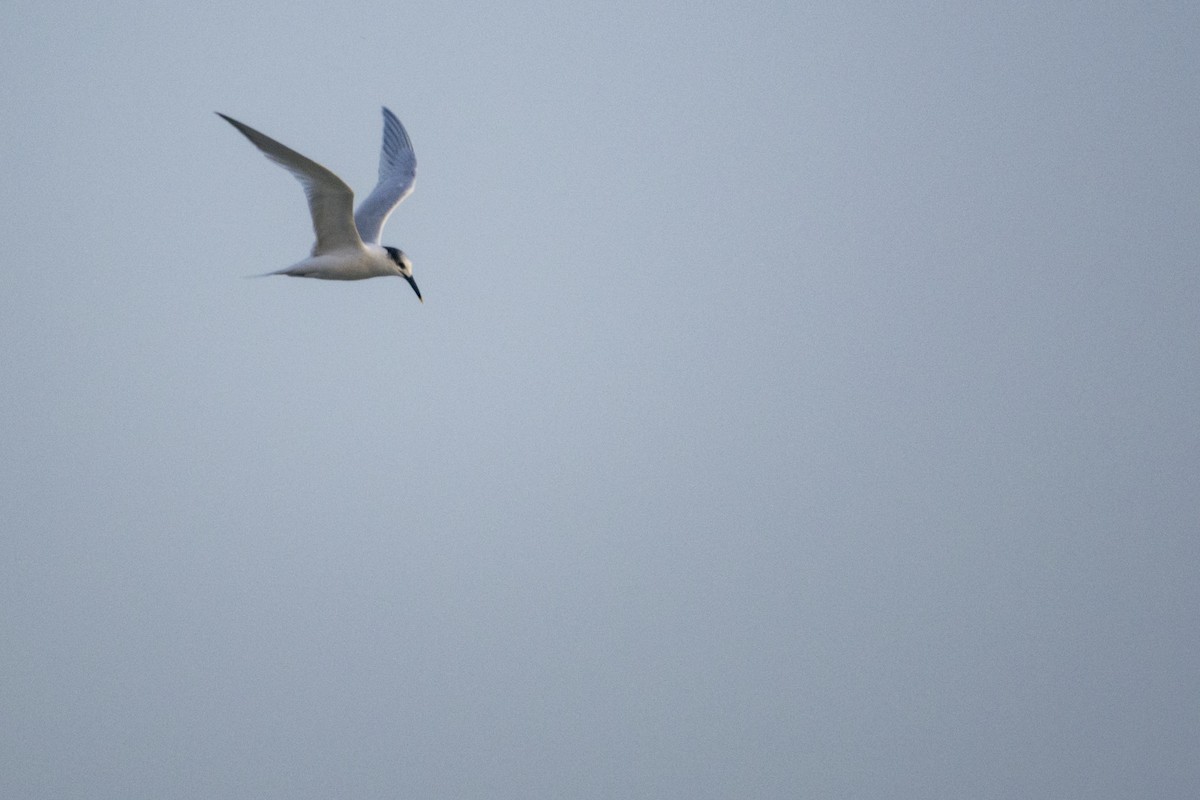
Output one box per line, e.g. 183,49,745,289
217,113,362,254
354,107,417,245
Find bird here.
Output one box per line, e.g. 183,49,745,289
217,107,422,302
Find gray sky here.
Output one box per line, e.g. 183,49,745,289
2,2,1198,798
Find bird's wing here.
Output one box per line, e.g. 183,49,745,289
353,107,417,245
217,113,363,255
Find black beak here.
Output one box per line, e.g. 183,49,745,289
404,274,423,303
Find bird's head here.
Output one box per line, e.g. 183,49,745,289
384,246,422,303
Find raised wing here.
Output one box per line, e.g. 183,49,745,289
353,107,417,245
217,113,363,255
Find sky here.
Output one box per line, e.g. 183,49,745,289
1,2,1198,798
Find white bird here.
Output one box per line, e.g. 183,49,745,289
217,107,422,302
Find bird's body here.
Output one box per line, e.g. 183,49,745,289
218,108,423,301
278,248,397,281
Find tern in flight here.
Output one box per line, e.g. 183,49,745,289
217,107,422,302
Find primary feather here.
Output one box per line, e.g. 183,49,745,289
354,107,417,246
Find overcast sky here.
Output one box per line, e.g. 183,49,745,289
2,2,1198,798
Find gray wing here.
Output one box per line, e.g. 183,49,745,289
217,113,363,255
353,107,417,245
